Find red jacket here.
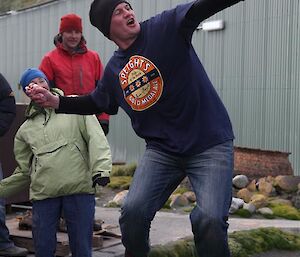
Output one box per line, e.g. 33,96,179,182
39,39,109,122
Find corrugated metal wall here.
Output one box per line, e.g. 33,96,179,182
197,0,300,176
0,0,299,175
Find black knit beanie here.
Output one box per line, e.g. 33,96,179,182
89,0,131,38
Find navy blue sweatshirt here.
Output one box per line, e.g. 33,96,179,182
59,0,244,155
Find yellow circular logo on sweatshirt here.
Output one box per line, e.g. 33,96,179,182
119,55,163,111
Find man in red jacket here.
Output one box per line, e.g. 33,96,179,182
39,13,110,135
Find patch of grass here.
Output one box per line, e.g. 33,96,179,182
148,228,300,257
234,209,253,218
269,203,300,220
111,163,137,177
229,228,300,257
173,187,190,195
229,238,248,257
105,201,119,208
261,213,276,219
149,237,197,257
229,230,268,256
108,176,132,189
162,198,172,210
183,206,194,213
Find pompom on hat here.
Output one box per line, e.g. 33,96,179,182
89,0,131,38
19,68,48,92
59,13,83,33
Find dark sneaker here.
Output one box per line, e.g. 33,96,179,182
0,246,28,256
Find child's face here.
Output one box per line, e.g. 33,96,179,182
26,77,49,91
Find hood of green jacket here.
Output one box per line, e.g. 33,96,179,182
25,88,64,119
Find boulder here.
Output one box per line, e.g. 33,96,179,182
237,188,253,203
233,175,249,189
274,176,300,192
250,194,268,209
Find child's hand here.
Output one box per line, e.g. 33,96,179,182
25,82,38,92
26,86,60,109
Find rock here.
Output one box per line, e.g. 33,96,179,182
257,207,273,216
269,198,293,206
233,175,249,189
243,203,256,214
266,175,275,184
258,180,274,196
169,194,189,209
233,197,245,207
291,192,300,209
230,198,244,214
237,188,253,203
247,179,257,192
182,191,196,203
180,177,192,190
111,190,128,206
274,176,300,192
250,194,268,209
257,177,267,184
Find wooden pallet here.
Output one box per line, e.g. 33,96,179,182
6,218,103,257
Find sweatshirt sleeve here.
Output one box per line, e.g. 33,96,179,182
81,115,112,178
186,0,244,23
57,94,103,114
0,130,31,198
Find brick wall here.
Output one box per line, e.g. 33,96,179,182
234,147,293,180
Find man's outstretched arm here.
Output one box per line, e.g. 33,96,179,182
57,95,102,115
186,0,244,23
27,86,103,115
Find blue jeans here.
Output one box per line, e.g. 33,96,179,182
32,194,95,257
0,162,14,250
119,140,233,257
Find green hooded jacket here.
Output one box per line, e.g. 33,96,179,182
0,88,112,201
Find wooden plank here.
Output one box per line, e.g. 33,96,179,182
11,236,70,257
7,218,70,256
6,218,104,256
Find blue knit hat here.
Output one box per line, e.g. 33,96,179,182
19,68,49,92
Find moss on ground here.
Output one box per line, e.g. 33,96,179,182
230,228,300,256
234,209,253,218
173,187,190,195
148,228,300,257
149,237,198,257
108,176,132,189
268,203,300,220
111,163,136,177
162,198,172,210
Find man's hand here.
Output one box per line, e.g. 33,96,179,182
92,174,110,187
26,86,60,109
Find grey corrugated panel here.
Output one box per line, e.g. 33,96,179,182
0,0,145,164
263,0,295,163
106,109,145,164
201,0,300,175
0,0,299,174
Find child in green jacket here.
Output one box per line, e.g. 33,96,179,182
0,68,112,257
